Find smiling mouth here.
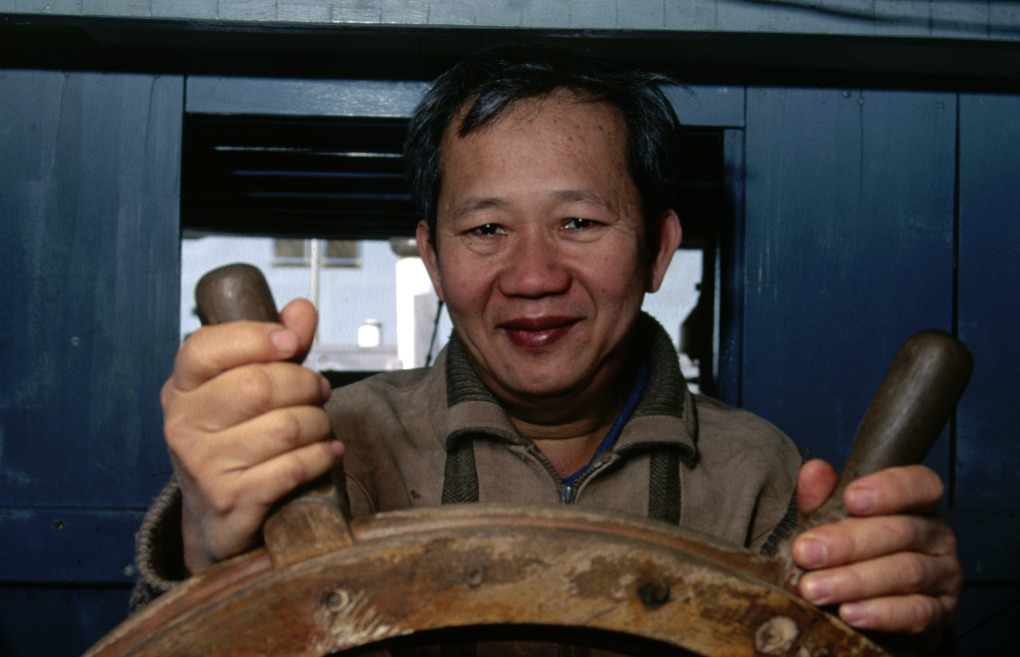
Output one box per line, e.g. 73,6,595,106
498,317,580,348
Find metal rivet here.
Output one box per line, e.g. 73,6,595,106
325,590,350,612
466,567,484,587
638,581,670,608
755,615,799,655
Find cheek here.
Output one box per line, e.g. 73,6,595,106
436,255,491,320
586,248,647,302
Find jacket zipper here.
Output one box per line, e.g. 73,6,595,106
525,443,601,504
558,463,607,504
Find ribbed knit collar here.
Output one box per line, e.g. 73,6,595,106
433,312,698,464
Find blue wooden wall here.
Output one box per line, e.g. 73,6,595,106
0,70,183,655
734,88,1019,654
1,6,1017,655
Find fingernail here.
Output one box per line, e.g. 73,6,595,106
271,328,298,354
331,441,345,462
847,487,877,514
319,376,332,401
796,537,828,568
802,575,834,604
840,602,868,625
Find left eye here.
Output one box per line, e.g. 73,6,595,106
564,217,596,230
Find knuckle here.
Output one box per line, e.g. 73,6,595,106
204,486,239,517
159,379,175,408
266,410,303,448
909,596,941,634
311,408,333,439
175,328,215,372
899,555,929,591
940,592,959,620
236,366,275,414
163,414,199,453
906,465,945,504
891,516,921,548
278,456,310,490
937,522,959,557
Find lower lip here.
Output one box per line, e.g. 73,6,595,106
503,324,573,348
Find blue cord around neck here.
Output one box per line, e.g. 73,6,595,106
561,361,649,487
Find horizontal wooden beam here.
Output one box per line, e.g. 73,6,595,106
2,12,1017,88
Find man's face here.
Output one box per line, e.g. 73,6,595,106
417,91,680,411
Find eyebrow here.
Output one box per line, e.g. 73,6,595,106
550,189,610,207
449,197,506,221
451,189,611,220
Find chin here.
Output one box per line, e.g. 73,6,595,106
503,368,590,400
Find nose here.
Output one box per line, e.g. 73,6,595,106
498,228,571,298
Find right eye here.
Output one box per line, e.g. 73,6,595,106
469,223,505,237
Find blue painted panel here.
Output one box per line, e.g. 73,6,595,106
0,587,132,657
954,584,1020,655
741,88,956,474
0,508,146,583
0,69,184,656
0,70,182,508
956,93,1020,507
665,84,745,128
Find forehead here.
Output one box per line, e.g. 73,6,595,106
437,91,635,208
443,90,628,160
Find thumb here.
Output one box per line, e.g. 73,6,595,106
279,298,319,363
797,458,838,515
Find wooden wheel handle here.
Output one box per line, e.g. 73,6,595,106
86,264,972,657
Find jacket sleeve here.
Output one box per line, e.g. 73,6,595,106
130,478,188,614
128,468,373,615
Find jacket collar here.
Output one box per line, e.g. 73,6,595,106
428,313,699,466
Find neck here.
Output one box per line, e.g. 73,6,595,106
512,413,618,478
503,357,641,478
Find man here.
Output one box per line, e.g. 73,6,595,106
136,44,960,653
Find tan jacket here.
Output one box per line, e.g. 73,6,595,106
133,315,803,610
335,315,802,552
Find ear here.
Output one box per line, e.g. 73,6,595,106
416,220,445,302
646,209,683,293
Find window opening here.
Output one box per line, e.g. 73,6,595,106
180,114,726,393
272,238,361,268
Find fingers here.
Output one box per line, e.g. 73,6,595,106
162,297,336,572
165,360,331,434
794,513,956,569
794,513,961,636
797,461,945,519
183,434,343,522
181,437,343,574
843,465,945,516
170,322,302,392
171,400,335,473
836,593,956,636
170,298,318,393
243,437,344,509
797,523,959,597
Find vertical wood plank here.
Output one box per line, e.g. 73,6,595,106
741,87,956,472
956,93,1020,507
0,70,183,507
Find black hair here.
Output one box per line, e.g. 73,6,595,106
403,43,683,252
